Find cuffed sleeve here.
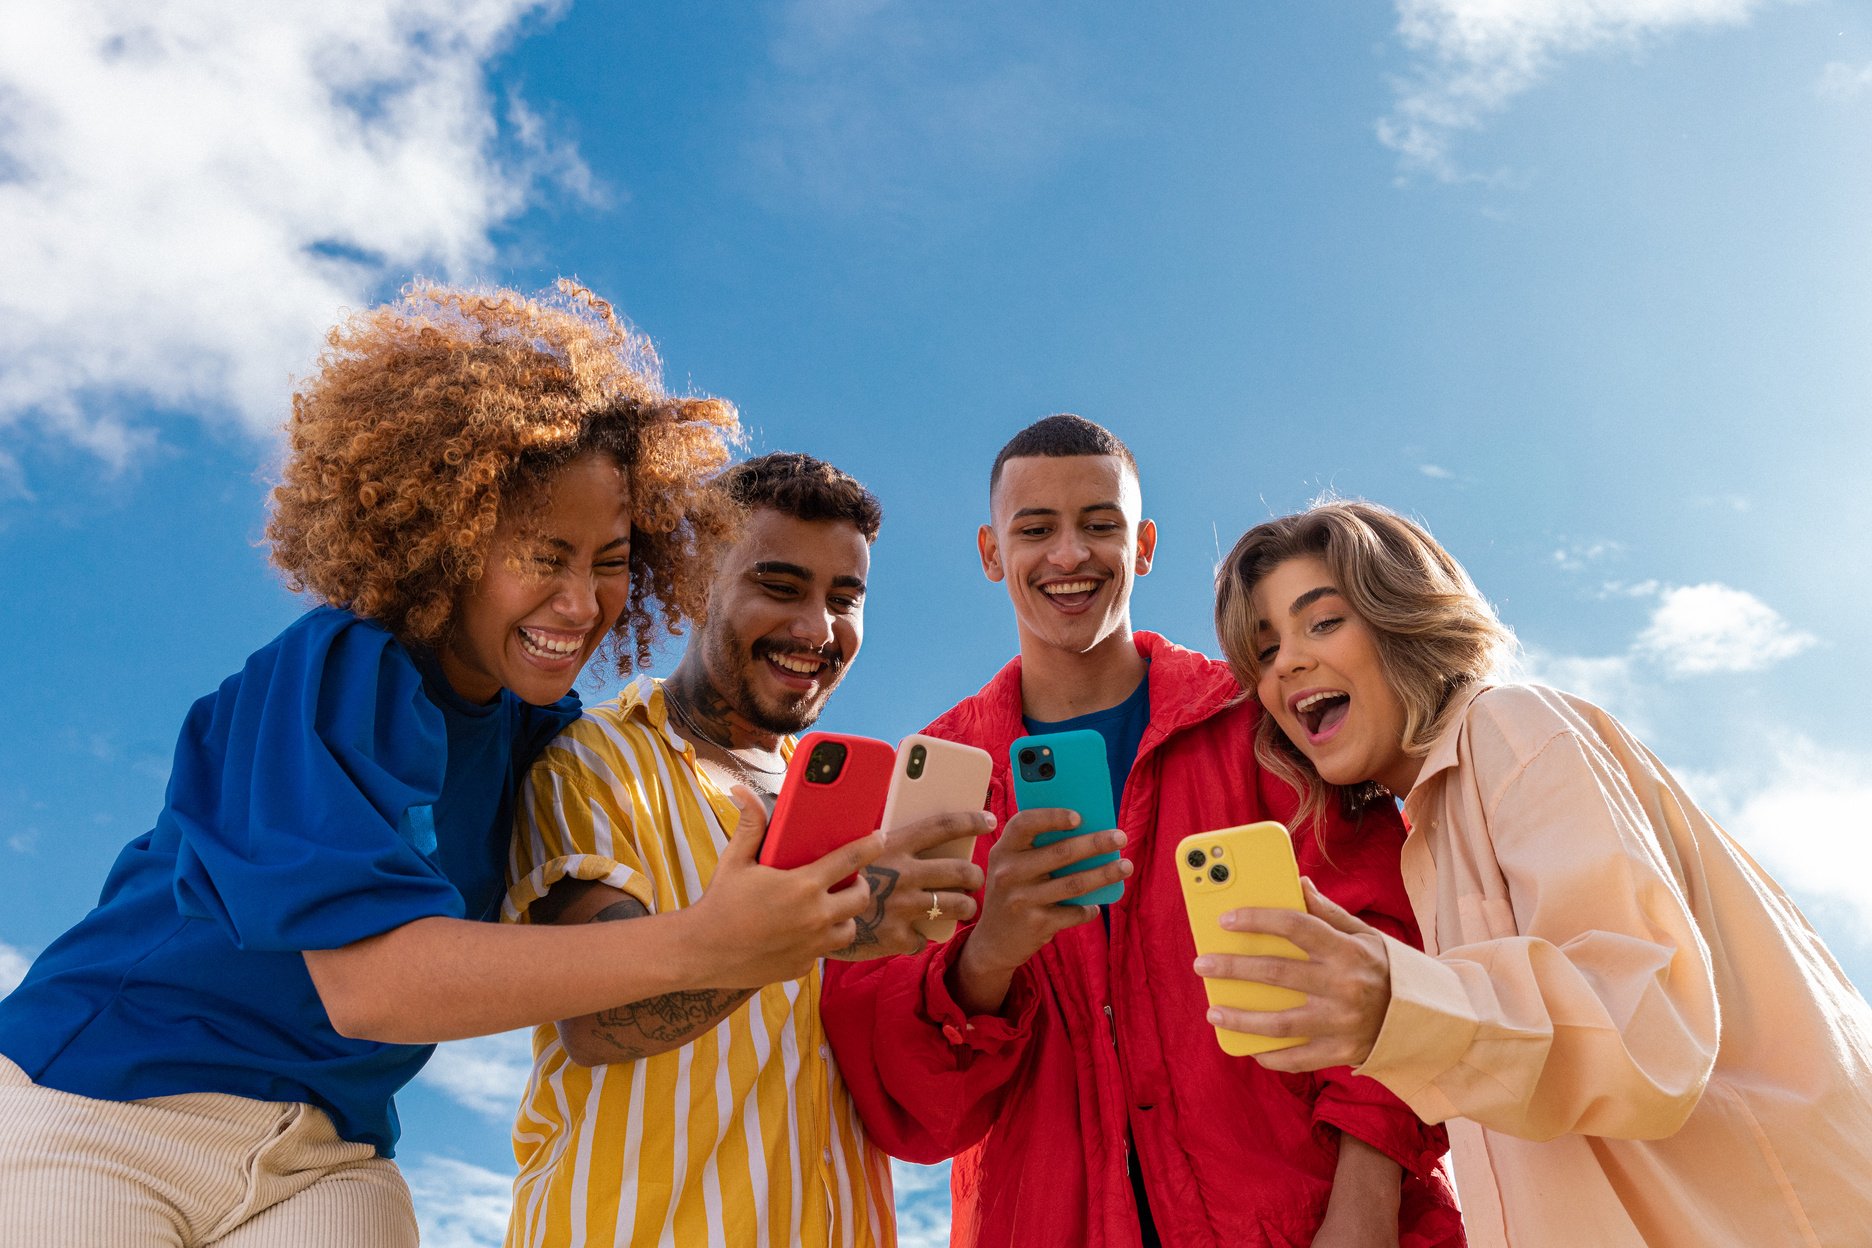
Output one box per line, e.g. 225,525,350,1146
1300,800,1453,1177
821,927,1042,1163
503,755,654,923
1357,729,1719,1143
168,614,464,952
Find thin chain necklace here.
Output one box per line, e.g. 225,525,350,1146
664,686,787,778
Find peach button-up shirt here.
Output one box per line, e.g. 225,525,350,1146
1355,682,1872,1247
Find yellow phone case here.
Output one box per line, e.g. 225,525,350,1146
1177,822,1309,1056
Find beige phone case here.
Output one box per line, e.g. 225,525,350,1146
882,735,993,941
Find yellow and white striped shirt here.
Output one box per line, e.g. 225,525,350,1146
502,678,896,1248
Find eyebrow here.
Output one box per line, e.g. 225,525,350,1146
752,562,867,595
1253,585,1342,635
1008,501,1125,520
543,535,629,553
1288,586,1340,614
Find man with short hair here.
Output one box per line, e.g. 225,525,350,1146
503,452,987,1248
822,417,1464,1247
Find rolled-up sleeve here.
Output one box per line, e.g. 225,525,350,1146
1357,729,1719,1142
503,751,654,924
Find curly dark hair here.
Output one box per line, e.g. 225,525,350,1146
717,451,883,543
267,280,741,672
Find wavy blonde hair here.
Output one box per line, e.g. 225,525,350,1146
267,280,740,672
1214,499,1515,834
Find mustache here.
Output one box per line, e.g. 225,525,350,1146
752,638,846,676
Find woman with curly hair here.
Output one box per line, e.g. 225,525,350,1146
0,282,882,1247
1205,499,1872,1247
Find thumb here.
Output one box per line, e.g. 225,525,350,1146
719,784,770,864
1302,877,1373,936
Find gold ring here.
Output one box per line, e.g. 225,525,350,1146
926,892,945,921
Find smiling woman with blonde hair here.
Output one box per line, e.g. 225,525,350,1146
1205,498,1872,1248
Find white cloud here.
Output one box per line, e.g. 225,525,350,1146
1419,463,1456,479
1684,739,1872,945
1819,60,1872,100
1381,0,1780,179
417,1029,536,1117
1551,538,1625,573
0,942,30,995
1514,647,1649,730
892,1159,954,1248
1635,582,1816,675
746,0,1103,214
0,0,591,465
403,1156,513,1248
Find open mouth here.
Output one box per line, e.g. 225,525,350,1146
758,645,839,691
1039,578,1102,610
1294,689,1351,742
518,625,585,665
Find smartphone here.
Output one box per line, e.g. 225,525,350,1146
1009,729,1124,907
758,732,895,888
1178,822,1308,1056
881,735,994,941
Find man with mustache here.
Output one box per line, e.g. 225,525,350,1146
821,417,1464,1247
502,453,987,1248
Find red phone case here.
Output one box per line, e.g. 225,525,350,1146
758,732,895,884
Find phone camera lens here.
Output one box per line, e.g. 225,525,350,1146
807,739,847,783
1019,749,1036,765
1038,762,1055,780
1209,863,1230,884
906,744,927,779
1185,848,1206,869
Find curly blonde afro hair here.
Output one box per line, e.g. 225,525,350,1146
268,279,740,672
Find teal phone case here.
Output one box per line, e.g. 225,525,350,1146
1010,729,1125,907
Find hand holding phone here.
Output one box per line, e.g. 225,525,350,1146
880,735,994,941
1009,730,1124,907
1179,822,1309,1056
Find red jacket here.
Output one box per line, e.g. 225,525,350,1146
822,633,1463,1247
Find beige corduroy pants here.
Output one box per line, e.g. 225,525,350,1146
0,1055,418,1248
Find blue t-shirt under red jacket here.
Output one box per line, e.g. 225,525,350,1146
0,607,580,1154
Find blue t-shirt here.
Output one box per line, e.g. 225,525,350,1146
0,607,579,1154
1023,669,1159,1243
1022,670,1152,813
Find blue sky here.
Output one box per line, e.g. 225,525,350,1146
4,2,1872,1243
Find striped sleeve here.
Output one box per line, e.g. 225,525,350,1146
502,723,655,925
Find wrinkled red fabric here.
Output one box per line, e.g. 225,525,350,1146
823,633,1464,1247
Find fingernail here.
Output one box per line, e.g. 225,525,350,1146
1113,831,1127,846
1206,1009,1222,1025
1193,957,1213,974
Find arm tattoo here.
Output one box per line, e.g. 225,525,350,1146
831,863,899,959
578,894,754,1060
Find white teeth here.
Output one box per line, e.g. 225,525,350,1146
770,653,822,675
519,627,582,658
1295,691,1346,712
1043,580,1099,596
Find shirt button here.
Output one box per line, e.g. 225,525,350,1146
819,1044,830,1059
823,1147,833,1162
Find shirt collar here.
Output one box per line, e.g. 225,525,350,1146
1408,679,1492,795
